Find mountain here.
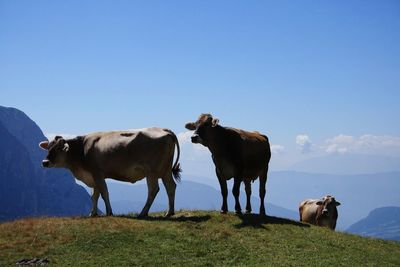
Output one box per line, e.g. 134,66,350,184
347,207,400,241
291,154,400,175
0,106,92,221
91,180,298,220
0,120,38,220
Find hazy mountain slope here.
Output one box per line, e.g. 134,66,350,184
0,106,92,221
347,207,400,241
0,121,38,220
291,154,400,175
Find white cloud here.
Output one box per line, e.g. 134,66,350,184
271,144,285,154
325,134,400,155
296,134,313,153
325,134,353,154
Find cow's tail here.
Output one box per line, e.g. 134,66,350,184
165,129,182,182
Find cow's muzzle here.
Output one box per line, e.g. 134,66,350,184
191,134,201,144
42,160,50,168
322,208,329,215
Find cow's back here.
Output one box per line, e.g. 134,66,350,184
225,127,270,178
83,127,175,180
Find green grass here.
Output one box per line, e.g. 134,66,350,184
1,211,399,266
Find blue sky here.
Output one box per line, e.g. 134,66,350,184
1,1,400,173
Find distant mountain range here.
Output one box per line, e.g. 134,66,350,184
265,171,400,230
0,106,92,221
347,207,400,241
91,180,298,220
291,154,400,175
182,171,400,230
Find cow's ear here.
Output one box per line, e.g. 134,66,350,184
185,122,196,131
55,135,63,140
39,141,49,150
316,201,323,205
211,118,219,127
335,201,341,206
63,143,69,152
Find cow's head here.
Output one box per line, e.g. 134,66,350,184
316,195,341,216
38,136,70,168
185,113,219,146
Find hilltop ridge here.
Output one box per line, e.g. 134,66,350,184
1,211,399,266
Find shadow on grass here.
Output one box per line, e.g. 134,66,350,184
234,213,309,229
116,214,212,223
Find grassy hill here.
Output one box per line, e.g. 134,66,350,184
1,211,399,266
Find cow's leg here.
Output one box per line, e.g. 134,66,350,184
332,220,337,231
216,168,228,213
139,177,160,217
299,206,303,221
244,180,252,214
232,178,242,215
94,178,113,216
161,173,176,217
89,187,100,217
259,168,268,216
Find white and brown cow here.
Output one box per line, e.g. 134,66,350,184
299,195,341,230
39,127,181,217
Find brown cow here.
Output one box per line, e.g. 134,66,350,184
39,127,181,217
185,114,271,215
299,195,341,230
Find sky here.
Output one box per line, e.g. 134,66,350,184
1,0,400,175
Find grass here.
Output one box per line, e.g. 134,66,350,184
1,211,399,266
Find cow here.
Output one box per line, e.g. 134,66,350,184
299,195,341,230
38,127,181,217
185,113,271,216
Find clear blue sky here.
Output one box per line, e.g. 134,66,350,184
1,0,399,153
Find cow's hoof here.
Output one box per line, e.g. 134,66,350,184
137,213,148,219
245,210,252,214
259,211,266,217
235,210,243,215
220,210,228,214
89,212,98,217
164,212,175,217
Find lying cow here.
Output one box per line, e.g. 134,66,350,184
185,114,271,215
39,127,181,217
299,195,341,230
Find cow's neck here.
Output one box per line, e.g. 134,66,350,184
65,136,86,172
205,126,227,155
